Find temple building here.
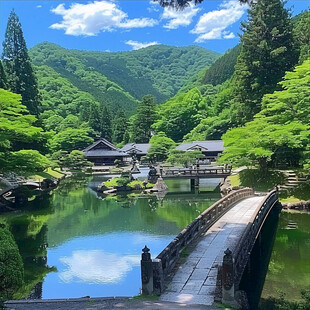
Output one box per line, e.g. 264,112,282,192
83,138,129,165
84,139,224,165
175,140,224,162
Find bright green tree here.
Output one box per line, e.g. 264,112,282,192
153,88,207,142
167,149,204,167
67,150,93,169
0,89,45,171
50,128,94,152
231,0,297,125
9,150,52,173
51,150,92,169
146,132,176,162
219,61,310,172
2,10,41,115
131,95,157,143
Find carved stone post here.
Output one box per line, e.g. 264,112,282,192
152,258,164,295
141,245,153,295
222,248,235,303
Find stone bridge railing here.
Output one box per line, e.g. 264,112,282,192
141,187,254,295
221,189,279,304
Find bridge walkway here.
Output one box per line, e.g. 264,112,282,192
159,195,265,306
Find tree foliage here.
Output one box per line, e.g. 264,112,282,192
202,44,241,86
293,10,310,63
153,88,207,142
0,89,50,172
231,0,297,125
2,10,41,115
51,150,92,170
219,61,310,172
0,60,7,89
112,110,129,144
130,95,157,143
167,149,204,166
146,132,176,162
30,42,219,111
50,128,94,152
0,223,24,301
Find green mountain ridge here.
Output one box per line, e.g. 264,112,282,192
30,42,220,114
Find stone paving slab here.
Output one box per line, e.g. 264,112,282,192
4,297,219,310
160,196,265,306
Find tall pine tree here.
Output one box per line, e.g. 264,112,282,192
0,60,7,89
112,110,128,144
100,104,112,141
231,0,297,126
131,95,157,143
2,10,41,115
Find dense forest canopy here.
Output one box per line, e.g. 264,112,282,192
29,42,220,113
0,3,309,175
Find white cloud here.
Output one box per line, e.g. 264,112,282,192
162,5,200,29
191,0,247,42
59,250,140,284
36,5,42,8
148,1,160,13
125,40,159,50
50,1,158,36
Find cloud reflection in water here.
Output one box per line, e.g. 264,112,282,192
59,250,140,284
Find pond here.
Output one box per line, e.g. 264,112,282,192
3,171,222,299
2,171,309,303
259,211,310,306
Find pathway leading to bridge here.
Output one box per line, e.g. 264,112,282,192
159,195,265,306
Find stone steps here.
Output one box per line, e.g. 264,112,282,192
278,170,308,192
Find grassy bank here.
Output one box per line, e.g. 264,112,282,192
27,168,65,182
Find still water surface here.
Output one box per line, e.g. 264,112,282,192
4,170,221,299
3,171,309,302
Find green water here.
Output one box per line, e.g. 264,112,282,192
2,172,309,302
260,211,310,302
2,172,221,299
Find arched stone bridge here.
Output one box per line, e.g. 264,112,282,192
141,188,279,308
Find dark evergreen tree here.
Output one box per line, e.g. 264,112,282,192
100,104,112,141
88,103,101,135
231,0,297,126
131,95,157,143
112,110,128,144
293,10,310,63
0,60,7,89
2,10,41,115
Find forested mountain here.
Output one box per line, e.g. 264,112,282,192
202,44,241,86
29,42,220,114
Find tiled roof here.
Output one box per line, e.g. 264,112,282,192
121,143,150,155
83,138,119,152
84,150,129,158
176,140,224,152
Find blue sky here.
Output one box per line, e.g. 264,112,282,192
0,0,308,54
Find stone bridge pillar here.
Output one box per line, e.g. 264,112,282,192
222,248,235,304
141,245,153,295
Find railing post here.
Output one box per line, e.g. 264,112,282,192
222,248,235,304
141,245,153,295
152,258,164,295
